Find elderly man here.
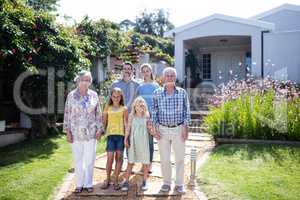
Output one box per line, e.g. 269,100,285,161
111,62,140,112
151,67,191,194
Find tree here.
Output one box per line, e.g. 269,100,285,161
155,9,174,37
76,16,129,63
134,10,156,35
0,0,89,136
26,0,59,11
119,19,135,32
134,9,174,37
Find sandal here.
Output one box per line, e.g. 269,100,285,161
113,182,121,190
86,187,93,193
100,181,110,190
74,187,83,193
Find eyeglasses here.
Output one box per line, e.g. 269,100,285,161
80,79,91,82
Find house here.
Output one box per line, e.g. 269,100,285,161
165,4,300,87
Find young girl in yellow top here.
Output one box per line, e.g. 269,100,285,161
101,87,128,190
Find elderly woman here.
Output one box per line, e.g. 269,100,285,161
63,70,103,193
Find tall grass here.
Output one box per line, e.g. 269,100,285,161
204,78,300,140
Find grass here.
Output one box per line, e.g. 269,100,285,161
198,144,300,200
0,133,106,200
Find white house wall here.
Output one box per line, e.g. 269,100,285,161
257,10,300,31
264,31,300,82
175,19,267,81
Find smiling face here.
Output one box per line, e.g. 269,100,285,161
78,75,91,91
133,99,148,116
163,69,176,87
111,91,122,106
122,63,133,80
141,66,153,81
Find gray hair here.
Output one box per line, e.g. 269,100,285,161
74,70,93,83
162,67,177,78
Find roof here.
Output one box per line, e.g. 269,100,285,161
164,14,275,37
251,4,300,20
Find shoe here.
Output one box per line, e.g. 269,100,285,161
100,181,110,190
86,187,93,193
113,182,121,190
74,187,83,193
121,181,129,191
159,184,171,192
174,185,186,194
141,180,148,191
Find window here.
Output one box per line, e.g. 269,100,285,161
202,54,211,80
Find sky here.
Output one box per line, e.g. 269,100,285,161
57,0,300,27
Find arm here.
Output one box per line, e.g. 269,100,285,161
124,107,130,148
146,117,155,136
102,104,109,134
95,96,103,139
151,93,161,140
63,94,73,143
182,91,191,141
183,91,191,127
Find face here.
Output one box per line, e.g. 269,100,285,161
111,91,121,105
163,70,176,86
78,75,91,90
141,67,152,80
122,64,133,78
135,101,146,114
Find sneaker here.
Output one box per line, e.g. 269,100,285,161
121,181,129,191
159,184,171,192
174,185,186,194
141,180,148,191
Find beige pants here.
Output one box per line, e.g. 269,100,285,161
158,125,185,186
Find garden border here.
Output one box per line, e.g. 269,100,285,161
216,138,300,145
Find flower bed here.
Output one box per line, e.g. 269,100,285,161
204,78,300,140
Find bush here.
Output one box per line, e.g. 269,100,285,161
204,78,300,140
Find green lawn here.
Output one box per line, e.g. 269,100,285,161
0,133,106,200
198,144,300,200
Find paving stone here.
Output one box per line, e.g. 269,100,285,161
136,181,182,197
57,131,215,200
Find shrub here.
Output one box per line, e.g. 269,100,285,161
204,78,300,140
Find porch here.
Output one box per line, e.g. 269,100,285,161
185,35,252,88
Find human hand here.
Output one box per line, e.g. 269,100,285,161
96,131,102,140
66,132,73,143
181,126,188,142
124,137,129,148
153,131,161,140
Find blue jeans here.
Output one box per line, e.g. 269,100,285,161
106,135,124,152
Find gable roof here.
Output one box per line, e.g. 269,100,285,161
251,4,300,20
164,14,274,37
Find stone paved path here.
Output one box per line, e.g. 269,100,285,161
55,132,215,200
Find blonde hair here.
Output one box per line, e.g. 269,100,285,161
140,63,154,80
129,96,150,119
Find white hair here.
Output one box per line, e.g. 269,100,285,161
74,70,93,83
162,67,177,77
